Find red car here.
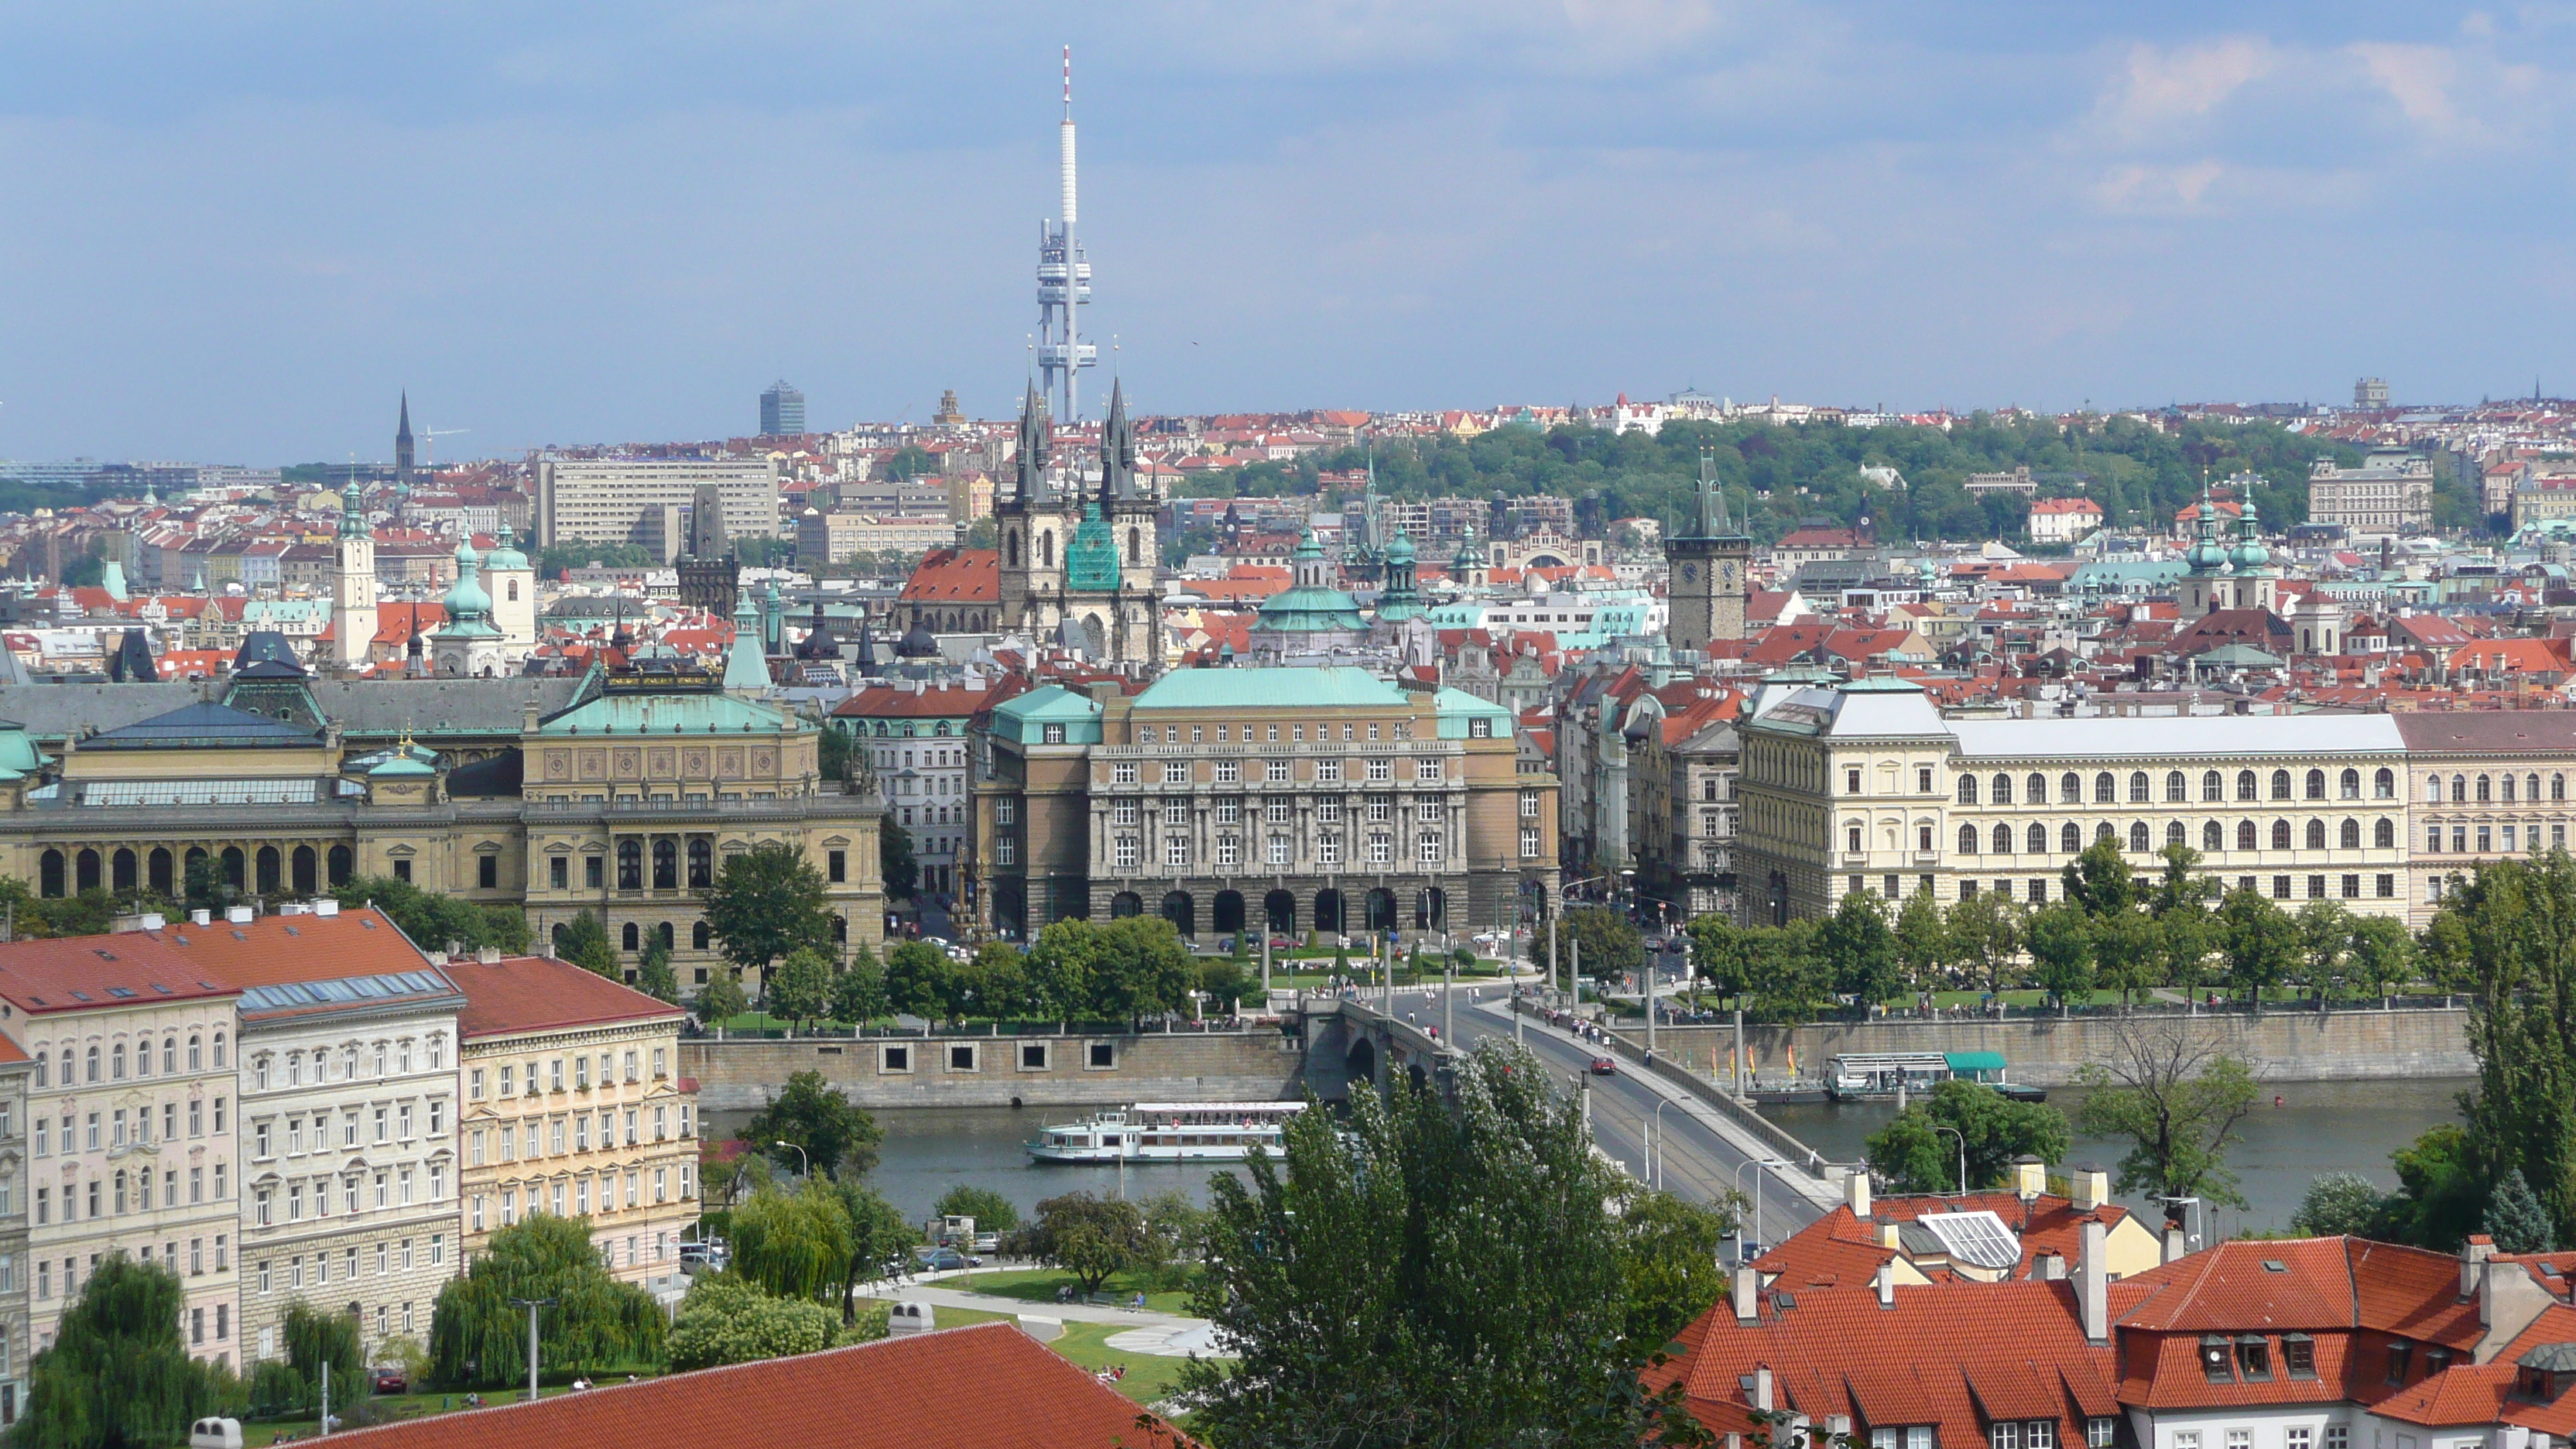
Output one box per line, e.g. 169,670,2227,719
1589,1057,1618,1076
372,1367,408,1394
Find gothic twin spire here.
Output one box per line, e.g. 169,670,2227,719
1013,377,1139,508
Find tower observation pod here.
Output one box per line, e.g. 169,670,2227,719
1036,44,1096,423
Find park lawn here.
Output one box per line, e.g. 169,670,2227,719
947,1265,1199,1315
1046,1321,1200,1408
242,1385,612,1444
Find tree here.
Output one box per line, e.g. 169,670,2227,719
2073,1017,2259,1214
2444,855,2576,1243
830,947,892,1027
17,1254,241,1449
701,842,837,974
1615,1189,1742,1358
828,1173,917,1325
1816,890,1900,1009
2295,899,2356,1002
1138,1189,1212,1293
2061,838,2142,918
2091,907,2160,1008
732,1182,855,1302
882,939,954,1021
1892,886,1949,995
745,1070,882,1178
276,1300,367,1421
694,969,749,1029
1091,917,1198,1024
2155,902,2217,1004
1178,1045,1711,1449
2349,916,2416,1005
1543,905,1646,988
2217,889,2299,1012
1684,913,1749,1005
334,873,528,955
666,1276,845,1372
1944,890,2023,998
1865,1079,2072,1193
2485,1168,2558,1255
1029,1191,1147,1296
182,854,239,918
2290,1172,2386,1236
553,908,619,981
636,930,679,1004
766,947,834,1033
1197,955,1256,1013
2024,903,2096,1012
933,1184,1021,1235
1021,925,1095,1020
1741,920,1830,1024
880,821,917,901
427,1215,665,1389
2378,1124,2488,1249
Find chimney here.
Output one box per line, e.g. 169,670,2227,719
190,909,211,927
1753,1365,1773,1411
2162,1225,2187,1264
1732,1264,1759,1324
224,906,253,924
2465,1235,2496,1298
2014,1154,2047,1200
1879,1221,1901,1249
2071,1164,2108,1213
313,899,340,917
477,946,502,964
2040,1252,2067,1281
1846,1169,1872,1221
2078,1219,2109,1345
1874,1258,1895,1308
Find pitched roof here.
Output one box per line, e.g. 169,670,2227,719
448,954,685,1040
899,548,1002,605
2112,1238,2478,1345
0,934,238,1016
323,1321,1182,1449
144,907,439,990
81,700,323,751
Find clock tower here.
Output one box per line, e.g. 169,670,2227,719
1666,449,1750,652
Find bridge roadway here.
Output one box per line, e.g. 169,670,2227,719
1369,983,1830,1251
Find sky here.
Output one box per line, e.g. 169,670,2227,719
0,2,2568,464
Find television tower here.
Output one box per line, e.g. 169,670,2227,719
1035,46,1096,423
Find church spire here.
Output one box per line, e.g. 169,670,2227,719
1695,449,1731,536
1101,378,1137,504
395,391,416,486
1014,382,1053,506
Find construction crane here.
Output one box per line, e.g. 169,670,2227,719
420,426,469,466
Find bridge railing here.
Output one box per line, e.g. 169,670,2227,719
1508,997,1836,1183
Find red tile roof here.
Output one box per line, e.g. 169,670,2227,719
324,1321,1184,1449
448,954,685,1040
900,548,1002,605
146,908,434,988
0,934,238,1016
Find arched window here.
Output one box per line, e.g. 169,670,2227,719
2273,820,2293,850
2028,772,2049,803
1042,532,1054,568
2060,772,2082,802
1958,824,1980,855
1992,824,2013,855
1958,776,1979,806
2129,772,2150,803
692,920,711,950
653,838,678,890
2238,820,2258,851
2238,770,2259,801
2341,819,2362,848
2558,774,2569,802
2094,772,2116,804
658,921,675,947
1992,773,2013,804
2061,822,2083,854
2307,819,2328,850
2427,775,2444,803
2167,820,2187,847
2271,769,2292,800
617,839,642,890
2129,821,2150,852
622,922,639,951
2306,769,2327,800
111,1043,125,1080
2476,774,2492,802
2167,771,2187,802
688,838,713,889
1005,530,1019,567
2027,822,2048,855
2502,774,2518,803
2376,818,2396,849
2529,773,2542,802
2204,771,2224,803
2453,775,2468,803
85,1046,99,1083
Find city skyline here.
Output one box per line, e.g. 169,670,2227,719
0,5,2565,463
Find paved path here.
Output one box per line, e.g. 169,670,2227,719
858,1279,1208,1331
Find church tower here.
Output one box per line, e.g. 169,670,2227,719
395,392,416,488
330,500,379,671
996,383,1068,641
1664,450,1750,652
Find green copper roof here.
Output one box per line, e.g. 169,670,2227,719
992,684,1104,745
1433,687,1512,739
538,693,792,735
1134,666,1404,711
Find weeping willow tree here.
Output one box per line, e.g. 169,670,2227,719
731,1182,854,1303
16,1254,243,1449
429,1214,665,1389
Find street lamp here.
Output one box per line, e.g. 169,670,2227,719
1730,1156,1790,1262
775,1140,810,1179
1933,1125,1967,1195
508,1297,558,1403
1649,1098,1677,1191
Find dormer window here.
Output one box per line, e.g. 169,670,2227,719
2201,1335,2235,1383
2386,1339,2413,1385
2283,1334,2315,1379
2235,1336,2272,1382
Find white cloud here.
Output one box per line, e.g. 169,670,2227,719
2091,159,2227,214
2095,36,2279,142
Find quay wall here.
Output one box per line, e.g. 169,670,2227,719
683,1029,1308,1111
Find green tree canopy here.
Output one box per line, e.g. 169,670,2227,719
694,968,749,1029
880,820,917,901
1892,886,1949,995
1816,890,1899,1008
744,1069,883,1178
335,873,530,956
1944,890,2024,996
882,939,954,1021
1615,1189,1742,1358
2061,838,2143,918
2025,903,2096,1009
17,1255,242,1449
731,1182,855,1303
427,1214,665,1389
2217,889,2300,1011
635,931,680,1004
553,908,619,981
2442,854,2576,1243
666,1276,848,1372
1864,1079,2072,1193
1027,1191,1149,1296
766,947,834,1032
2073,1018,2259,1213
701,842,837,972
1543,905,1646,987
827,1175,918,1324
830,947,893,1027
2290,1172,2386,1237
1684,913,1749,1004
933,1184,1021,1235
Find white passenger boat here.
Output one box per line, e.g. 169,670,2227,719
1026,1101,1307,1163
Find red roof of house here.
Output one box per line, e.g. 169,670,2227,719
1756,1193,2143,1289
448,954,685,1040
325,1321,1183,1449
146,907,434,988
2030,498,2105,516
0,934,239,1016
831,680,1024,720
900,549,1002,605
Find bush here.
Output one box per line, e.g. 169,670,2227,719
666,1277,844,1372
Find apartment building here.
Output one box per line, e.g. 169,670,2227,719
2308,452,2434,538
2393,713,2576,924
450,954,697,1302
533,458,778,557
150,905,464,1365
0,933,243,1365
975,666,1555,944
0,1037,29,1427
830,679,1023,901
1735,677,2410,923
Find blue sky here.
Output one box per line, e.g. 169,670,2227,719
0,2,2566,462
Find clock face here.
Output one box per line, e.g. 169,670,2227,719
1680,564,1698,581
1720,565,1735,587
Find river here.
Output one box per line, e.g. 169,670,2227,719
1762,1076,2471,1239
718,1075,2468,1241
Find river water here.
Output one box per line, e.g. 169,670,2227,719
1762,1076,2472,1238
716,1077,2470,1241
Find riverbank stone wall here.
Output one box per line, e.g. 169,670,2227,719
683,1028,1309,1111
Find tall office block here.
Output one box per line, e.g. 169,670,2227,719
760,382,805,438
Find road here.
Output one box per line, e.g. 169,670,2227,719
1376,981,1826,1253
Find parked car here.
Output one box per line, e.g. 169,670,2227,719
972,1232,1001,1254
916,1247,982,1272
372,1367,408,1395
1589,1057,1619,1076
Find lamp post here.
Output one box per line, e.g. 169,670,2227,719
1933,1125,1967,1195
1731,1156,1790,1262
775,1140,810,1179
1650,1097,1676,1190
509,1297,557,1403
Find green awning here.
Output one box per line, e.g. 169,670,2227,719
1945,1051,2008,1073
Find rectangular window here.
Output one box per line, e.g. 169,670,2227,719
1166,837,1190,868
1367,835,1392,866
1265,835,1290,866
1214,760,1240,783
1112,762,1136,785
1114,837,1140,871
551,856,569,889
2378,874,2396,898
1320,835,1343,866
2088,1423,2115,1449
1416,758,1441,782
827,850,847,883
479,855,498,889
1317,759,1343,783
1521,827,1541,858
1266,759,1290,783
1367,759,1392,782
1418,832,1443,866
1992,1424,2021,1449
2272,875,2291,900
2027,1424,2054,1449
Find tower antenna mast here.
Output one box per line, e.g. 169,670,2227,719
1035,45,1095,425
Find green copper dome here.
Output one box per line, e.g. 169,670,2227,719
1254,529,1368,635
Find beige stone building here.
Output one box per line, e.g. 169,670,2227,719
450,954,696,1300
2392,713,2576,925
